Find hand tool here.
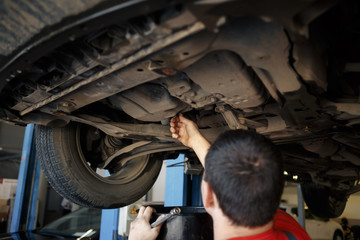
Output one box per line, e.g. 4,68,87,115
150,207,181,228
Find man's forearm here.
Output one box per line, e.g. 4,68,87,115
191,135,211,167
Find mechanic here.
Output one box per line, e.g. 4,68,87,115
128,114,311,240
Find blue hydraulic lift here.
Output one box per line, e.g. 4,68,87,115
164,154,203,207
11,124,41,232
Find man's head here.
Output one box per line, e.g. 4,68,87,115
203,129,284,227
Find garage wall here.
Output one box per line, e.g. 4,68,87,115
340,194,360,226
0,122,25,179
0,122,25,151
147,161,167,202
281,183,299,205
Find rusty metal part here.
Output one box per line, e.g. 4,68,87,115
322,101,360,116
184,50,266,109
256,116,287,133
100,141,152,169
67,114,229,143
215,105,247,130
213,18,301,94
301,139,339,157
69,114,174,140
107,143,188,180
19,21,206,116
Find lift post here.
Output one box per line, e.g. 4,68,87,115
100,208,120,240
165,154,203,207
297,184,305,228
10,124,42,232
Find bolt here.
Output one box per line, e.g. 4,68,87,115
161,68,177,76
68,34,76,41
189,92,196,97
185,97,192,103
115,132,126,137
234,95,242,100
96,82,104,87
216,16,227,27
61,101,76,108
39,85,47,91
55,112,67,117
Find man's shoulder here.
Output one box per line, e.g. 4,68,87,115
227,210,312,240
227,229,291,240
273,209,311,240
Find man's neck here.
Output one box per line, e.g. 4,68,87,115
212,211,273,240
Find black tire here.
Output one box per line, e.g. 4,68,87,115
333,229,343,240
35,123,163,208
301,182,348,218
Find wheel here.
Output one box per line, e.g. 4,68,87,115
35,123,163,208
301,182,348,218
333,229,343,240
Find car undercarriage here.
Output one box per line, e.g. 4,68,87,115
0,0,359,217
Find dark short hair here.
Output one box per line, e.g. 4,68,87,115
204,130,284,227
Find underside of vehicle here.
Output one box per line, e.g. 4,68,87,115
0,0,360,218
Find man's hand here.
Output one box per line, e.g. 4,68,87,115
128,206,164,240
170,114,210,166
170,114,201,149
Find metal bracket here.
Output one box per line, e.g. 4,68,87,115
215,105,247,130
184,157,203,175
100,141,152,169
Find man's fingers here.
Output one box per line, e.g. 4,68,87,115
171,116,179,124
172,133,179,139
177,121,184,127
143,206,155,222
152,214,165,232
179,114,189,123
137,206,146,216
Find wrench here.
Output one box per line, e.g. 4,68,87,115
150,207,181,228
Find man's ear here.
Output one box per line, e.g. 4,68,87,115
202,180,216,210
